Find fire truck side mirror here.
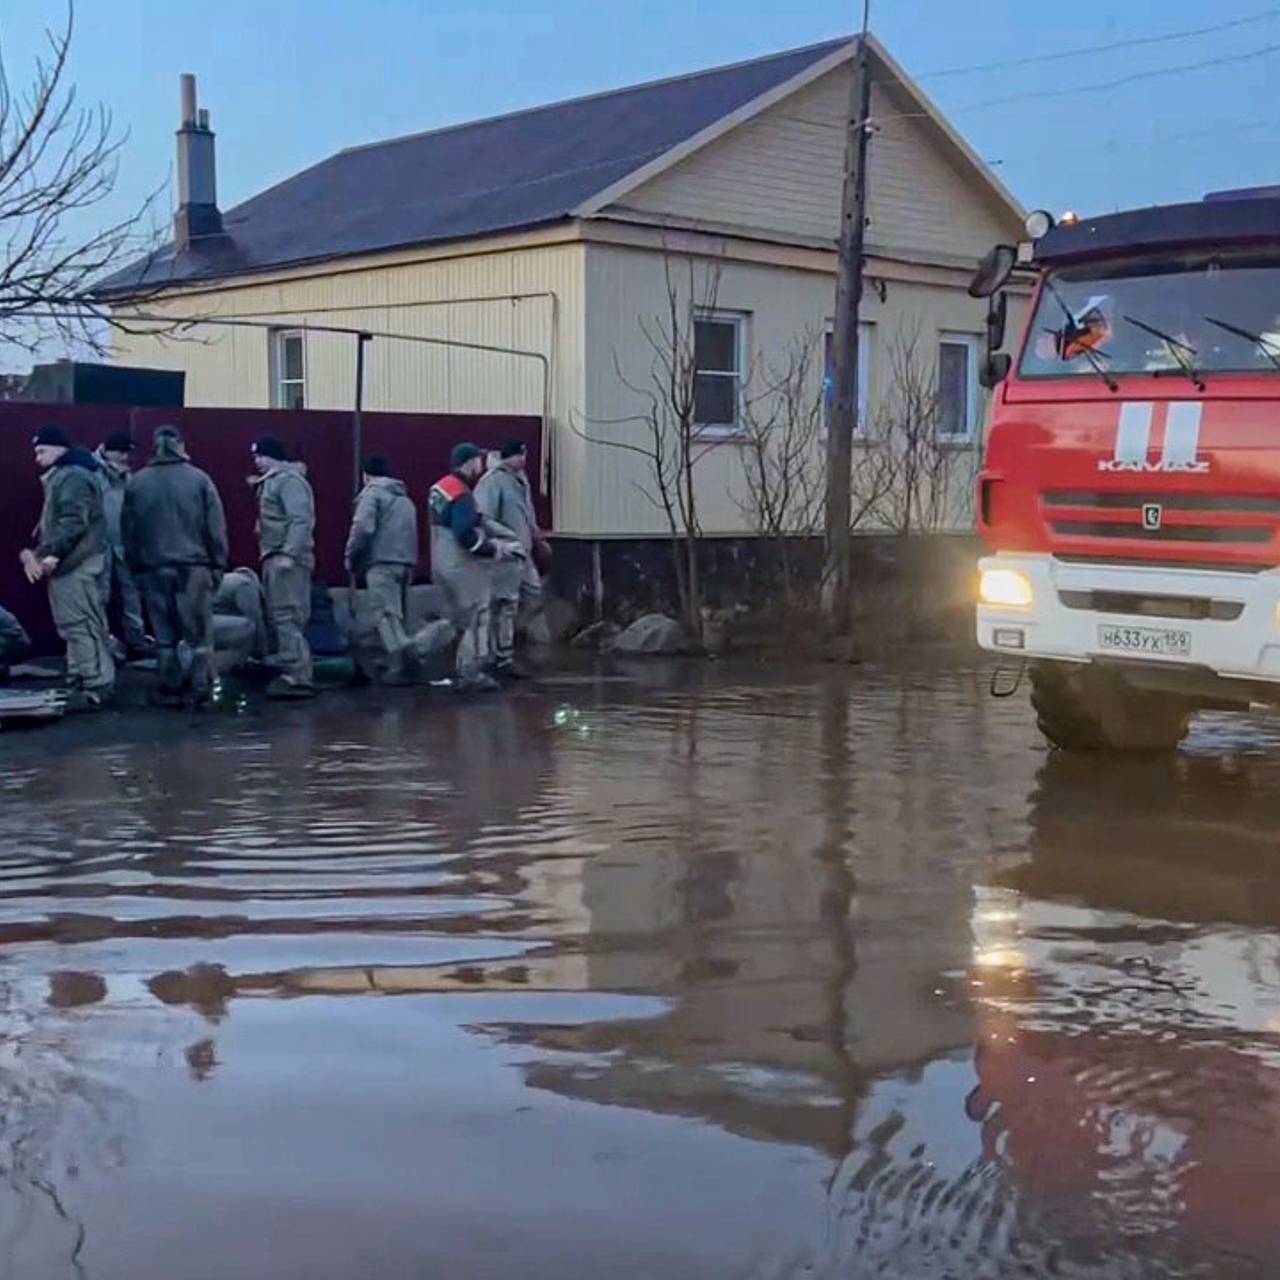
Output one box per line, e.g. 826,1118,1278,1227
979,352,1012,389
986,293,1008,349
968,244,1016,298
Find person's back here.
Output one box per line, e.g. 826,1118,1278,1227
345,461,418,684
346,475,417,573
124,432,228,573
122,427,228,709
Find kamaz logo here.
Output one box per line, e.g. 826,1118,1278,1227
1142,503,1163,531
1097,402,1210,474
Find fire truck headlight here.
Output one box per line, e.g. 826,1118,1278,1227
979,568,1034,609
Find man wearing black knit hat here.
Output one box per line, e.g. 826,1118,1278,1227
20,426,115,711
251,435,316,698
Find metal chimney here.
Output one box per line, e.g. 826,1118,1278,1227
174,74,222,251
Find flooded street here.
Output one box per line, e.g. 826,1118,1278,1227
2,656,1280,1278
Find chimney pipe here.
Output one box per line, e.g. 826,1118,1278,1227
180,73,197,127
174,74,222,252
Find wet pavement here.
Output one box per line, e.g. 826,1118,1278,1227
2,655,1280,1279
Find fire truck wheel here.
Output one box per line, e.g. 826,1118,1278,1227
1029,661,1190,753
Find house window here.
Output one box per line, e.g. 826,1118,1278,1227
938,333,980,443
694,310,747,433
271,329,307,410
823,323,873,434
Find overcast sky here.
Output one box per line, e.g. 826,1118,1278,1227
5,0,1280,264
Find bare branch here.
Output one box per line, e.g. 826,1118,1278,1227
0,1,173,359
572,240,726,640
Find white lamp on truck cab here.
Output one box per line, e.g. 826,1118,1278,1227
1024,209,1055,240
979,567,1034,609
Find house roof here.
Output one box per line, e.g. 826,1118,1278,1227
101,36,1022,295
101,39,848,294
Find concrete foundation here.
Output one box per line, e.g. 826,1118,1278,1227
546,534,982,646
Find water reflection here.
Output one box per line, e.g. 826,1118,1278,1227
0,666,1279,1276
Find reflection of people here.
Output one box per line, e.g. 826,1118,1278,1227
20,427,115,712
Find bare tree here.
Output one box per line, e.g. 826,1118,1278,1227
864,319,976,535
734,331,826,612
573,251,723,641
0,3,165,358
735,326,902,624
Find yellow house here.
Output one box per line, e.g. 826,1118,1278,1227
104,36,1024,543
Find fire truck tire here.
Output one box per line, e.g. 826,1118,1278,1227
1029,661,1190,753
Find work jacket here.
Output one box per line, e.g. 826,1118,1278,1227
122,435,229,573
253,461,315,569
35,448,105,577
345,476,418,573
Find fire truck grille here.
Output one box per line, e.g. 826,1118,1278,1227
1057,589,1245,621
1049,521,1272,544
1043,492,1280,513
1043,492,1280,545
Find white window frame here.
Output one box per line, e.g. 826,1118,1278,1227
270,328,307,410
693,308,749,438
823,322,874,438
937,332,981,445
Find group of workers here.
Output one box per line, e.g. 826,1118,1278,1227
0,425,546,713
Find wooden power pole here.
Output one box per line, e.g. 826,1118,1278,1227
822,3,873,635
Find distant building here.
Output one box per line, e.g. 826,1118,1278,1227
101,37,1023,542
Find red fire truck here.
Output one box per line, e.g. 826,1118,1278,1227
971,190,1280,750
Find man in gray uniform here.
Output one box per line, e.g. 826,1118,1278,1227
122,426,229,708
0,603,30,682
475,438,545,677
20,426,115,711
251,436,316,699
95,430,149,659
344,455,418,684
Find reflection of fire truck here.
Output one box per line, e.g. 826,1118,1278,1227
971,192,1280,749
964,752,1280,1269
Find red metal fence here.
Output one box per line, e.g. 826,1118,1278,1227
0,404,546,648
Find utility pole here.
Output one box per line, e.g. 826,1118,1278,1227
822,1,873,636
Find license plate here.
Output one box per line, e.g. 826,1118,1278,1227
1097,625,1191,658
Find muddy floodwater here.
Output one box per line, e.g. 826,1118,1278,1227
2,657,1280,1278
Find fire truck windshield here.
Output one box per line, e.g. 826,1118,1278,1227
1019,249,1280,380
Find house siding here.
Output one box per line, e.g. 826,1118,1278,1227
580,241,1024,537
605,66,1013,263
112,240,587,526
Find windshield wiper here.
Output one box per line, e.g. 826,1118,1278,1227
1123,314,1206,390
1203,315,1280,371
1041,277,1118,391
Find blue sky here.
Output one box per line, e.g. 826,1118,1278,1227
4,0,1280,247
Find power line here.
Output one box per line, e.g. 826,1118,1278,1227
949,40,1280,112
914,6,1280,79
988,116,1280,168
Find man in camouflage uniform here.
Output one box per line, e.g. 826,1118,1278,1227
20,426,115,711
251,436,316,698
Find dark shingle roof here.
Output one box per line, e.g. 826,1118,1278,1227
102,38,849,294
